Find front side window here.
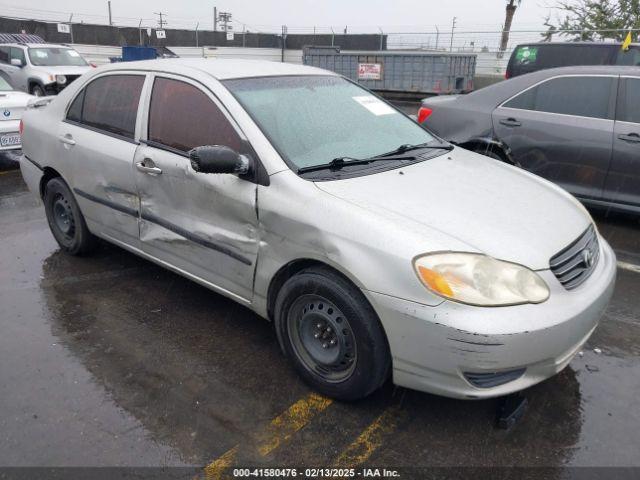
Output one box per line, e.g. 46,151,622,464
28,47,87,67
224,75,436,171
147,77,243,152
616,46,640,66
10,47,25,65
617,78,640,124
67,75,144,139
504,76,614,120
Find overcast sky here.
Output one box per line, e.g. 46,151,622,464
3,0,556,32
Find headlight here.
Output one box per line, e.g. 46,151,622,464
56,75,67,85
413,252,549,306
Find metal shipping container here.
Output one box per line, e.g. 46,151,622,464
303,46,477,95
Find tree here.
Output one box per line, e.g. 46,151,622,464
544,0,640,41
499,0,522,56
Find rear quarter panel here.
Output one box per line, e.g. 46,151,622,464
422,95,495,143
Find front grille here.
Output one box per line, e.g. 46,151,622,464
65,75,81,85
464,368,526,388
48,75,81,94
549,224,600,290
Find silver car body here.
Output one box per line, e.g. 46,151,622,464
19,59,616,399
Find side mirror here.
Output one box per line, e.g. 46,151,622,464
188,145,250,175
10,58,23,67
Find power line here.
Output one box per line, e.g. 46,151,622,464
154,11,167,29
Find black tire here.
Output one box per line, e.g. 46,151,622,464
274,266,390,401
30,84,45,97
44,177,97,255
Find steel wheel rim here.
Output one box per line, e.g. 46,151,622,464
52,194,75,239
287,294,357,383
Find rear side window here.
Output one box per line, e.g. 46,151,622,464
504,76,614,119
617,78,640,123
147,77,243,152
615,46,640,66
0,47,9,64
67,75,145,139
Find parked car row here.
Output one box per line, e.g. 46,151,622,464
18,58,616,401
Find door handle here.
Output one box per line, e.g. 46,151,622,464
58,134,76,146
135,160,162,175
618,133,640,143
499,118,522,127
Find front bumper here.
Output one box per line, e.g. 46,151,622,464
368,237,617,399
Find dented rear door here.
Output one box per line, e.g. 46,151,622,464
133,74,259,303
492,74,616,200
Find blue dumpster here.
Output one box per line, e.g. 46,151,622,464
122,46,157,62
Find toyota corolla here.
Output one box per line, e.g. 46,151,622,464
18,59,616,400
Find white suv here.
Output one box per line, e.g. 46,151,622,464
0,42,91,96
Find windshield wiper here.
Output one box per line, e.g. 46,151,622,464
297,155,416,174
374,141,454,158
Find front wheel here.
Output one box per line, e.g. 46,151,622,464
31,84,45,97
44,177,97,255
275,266,390,401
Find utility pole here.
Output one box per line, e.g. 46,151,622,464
450,16,457,52
218,11,232,32
68,13,74,43
435,25,440,50
213,6,217,31
154,12,167,29
281,25,287,62
107,1,112,26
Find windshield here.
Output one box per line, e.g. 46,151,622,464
0,76,13,91
224,75,436,171
28,48,88,67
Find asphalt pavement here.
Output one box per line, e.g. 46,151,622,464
1,153,639,477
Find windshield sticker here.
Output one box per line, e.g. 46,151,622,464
68,50,80,57
516,46,537,63
34,50,48,58
352,96,397,116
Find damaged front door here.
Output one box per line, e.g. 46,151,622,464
133,75,259,303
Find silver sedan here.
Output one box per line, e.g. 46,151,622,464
19,59,616,400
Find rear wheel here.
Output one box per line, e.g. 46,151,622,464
30,84,45,97
275,266,390,401
44,177,97,255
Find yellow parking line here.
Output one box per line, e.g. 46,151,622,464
203,393,333,478
333,406,401,468
204,445,239,480
257,392,333,456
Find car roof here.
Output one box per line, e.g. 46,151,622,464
528,65,640,76
97,58,336,80
456,65,640,107
514,41,639,47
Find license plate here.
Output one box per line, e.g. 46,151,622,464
0,133,20,147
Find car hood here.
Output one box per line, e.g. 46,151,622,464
314,148,591,271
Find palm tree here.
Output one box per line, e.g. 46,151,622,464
499,0,521,57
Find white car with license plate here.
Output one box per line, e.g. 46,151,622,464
18,59,616,401
0,75,32,150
